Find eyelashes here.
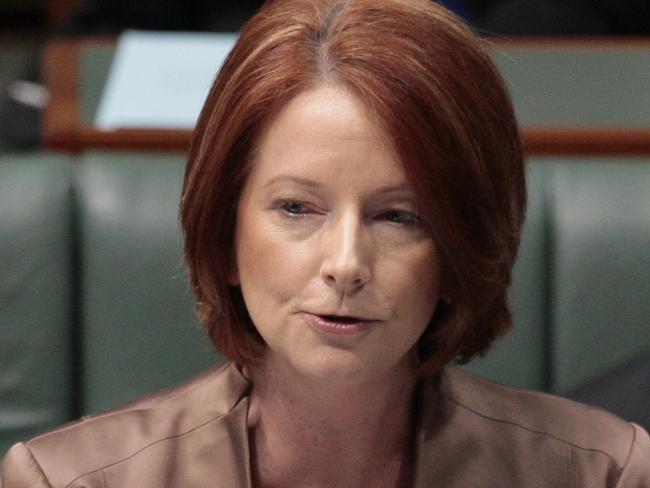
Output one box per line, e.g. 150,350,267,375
278,200,315,216
378,209,421,225
275,200,421,227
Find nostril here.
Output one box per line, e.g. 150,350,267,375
320,258,370,291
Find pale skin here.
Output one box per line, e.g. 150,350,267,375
233,84,441,488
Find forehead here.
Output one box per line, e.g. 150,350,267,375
248,84,410,191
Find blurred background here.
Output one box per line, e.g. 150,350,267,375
2,0,650,151
1,0,650,457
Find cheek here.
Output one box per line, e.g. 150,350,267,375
384,242,440,325
235,216,312,307
415,248,441,308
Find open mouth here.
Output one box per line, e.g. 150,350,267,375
305,313,376,335
319,315,363,324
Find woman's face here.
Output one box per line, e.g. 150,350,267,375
234,85,441,385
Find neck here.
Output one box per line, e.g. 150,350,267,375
246,355,418,488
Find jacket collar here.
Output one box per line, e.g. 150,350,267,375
207,362,253,488
212,362,443,488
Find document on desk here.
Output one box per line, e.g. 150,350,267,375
95,30,237,130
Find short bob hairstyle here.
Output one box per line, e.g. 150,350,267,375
181,0,525,376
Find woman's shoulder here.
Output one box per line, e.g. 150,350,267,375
1,362,250,488
421,366,650,486
438,366,637,451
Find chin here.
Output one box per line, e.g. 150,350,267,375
288,346,411,387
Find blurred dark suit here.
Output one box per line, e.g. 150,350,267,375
464,0,650,36
54,0,264,34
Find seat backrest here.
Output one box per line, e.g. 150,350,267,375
465,158,650,394
77,151,219,414
545,158,650,392
0,153,75,454
462,162,550,390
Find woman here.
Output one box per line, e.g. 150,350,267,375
2,0,649,486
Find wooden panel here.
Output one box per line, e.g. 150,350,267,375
42,39,82,152
42,37,650,155
523,128,650,155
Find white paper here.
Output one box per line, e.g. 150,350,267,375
95,30,238,130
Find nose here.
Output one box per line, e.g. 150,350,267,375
319,211,371,294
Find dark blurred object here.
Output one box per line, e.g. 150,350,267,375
460,0,650,36
46,0,79,24
53,0,264,35
0,60,43,151
0,0,42,29
567,349,650,432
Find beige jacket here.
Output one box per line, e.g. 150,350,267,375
2,362,649,487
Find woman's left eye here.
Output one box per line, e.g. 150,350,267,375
378,209,420,225
278,201,313,216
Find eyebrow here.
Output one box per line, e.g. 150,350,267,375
263,175,323,190
262,175,414,195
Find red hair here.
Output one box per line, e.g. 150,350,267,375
181,0,525,375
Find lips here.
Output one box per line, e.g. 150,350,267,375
303,312,378,336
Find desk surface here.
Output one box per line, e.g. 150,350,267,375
43,37,650,154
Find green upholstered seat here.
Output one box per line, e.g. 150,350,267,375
462,162,551,390
466,158,650,393
77,151,219,414
0,153,75,455
492,48,650,128
545,158,650,392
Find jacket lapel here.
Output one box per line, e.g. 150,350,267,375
170,363,253,488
